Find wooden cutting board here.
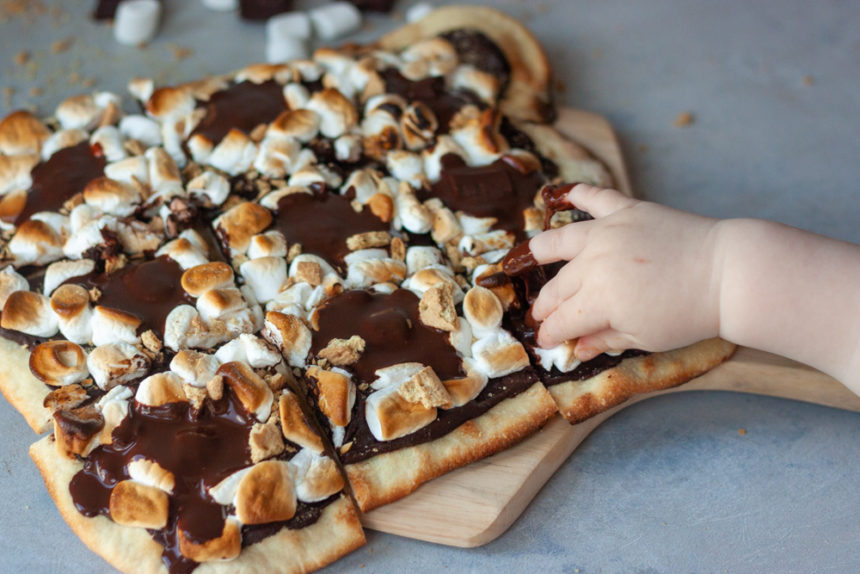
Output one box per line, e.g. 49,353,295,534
360,108,860,547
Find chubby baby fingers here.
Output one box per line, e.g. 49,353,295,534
537,294,609,349
530,261,582,322
568,184,637,218
529,219,595,265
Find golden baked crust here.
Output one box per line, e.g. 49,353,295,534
0,337,52,433
377,6,553,124
346,382,557,512
547,339,736,423
30,434,366,574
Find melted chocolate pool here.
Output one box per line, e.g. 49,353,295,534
189,80,287,147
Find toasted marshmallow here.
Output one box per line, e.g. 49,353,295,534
283,82,311,110
196,287,247,322
401,103,438,151
43,259,94,296
344,251,407,288
155,236,208,269
83,177,141,217
1,290,58,337
55,94,103,131
248,230,287,260
104,155,149,186
127,77,155,102
206,129,258,176
370,362,424,390
177,517,241,563
41,128,89,161
451,108,508,166
307,366,355,428
404,246,443,275
0,266,28,307
91,385,133,449
448,315,473,357
365,378,438,442
395,183,433,234
459,213,497,236
127,459,175,495
217,361,274,421
290,448,344,503
341,168,385,204
119,114,162,147
254,135,302,178
471,330,530,379
451,65,501,104
386,150,425,188
213,201,273,256
90,126,126,162
403,266,464,304
164,305,226,351
109,479,169,531
463,286,504,336
91,306,141,346
145,86,196,121
460,229,515,257
116,219,163,256
234,461,298,525
240,256,287,303
425,199,462,244
534,341,581,373
262,311,311,367
170,349,221,387
0,110,50,156
422,135,465,182
214,333,280,368
52,404,104,458
334,134,362,163
87,342,151,390
306,88,357,139
400,37,459,77
361,112,403,161
0,153,37,196
9,219,66,266
28,341,88,387
442,357,489,408
279,390,325,454
136,372,187,406
50,284,94,344
181,262,234,297
145,146,183,200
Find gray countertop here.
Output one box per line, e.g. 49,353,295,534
1,0,858,572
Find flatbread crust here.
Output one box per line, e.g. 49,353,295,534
377,5,553,124
548,338,736,423
346,382,557,512
29,434,366,574
0,337,52,433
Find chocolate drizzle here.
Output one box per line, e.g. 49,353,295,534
271,188,388,269
380,68,483,134
310,289,464,384
67,255,192,338
9,141,106,226
189,80,287,147
425,154,545,240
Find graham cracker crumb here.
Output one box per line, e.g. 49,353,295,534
50,37,74,54
81,77,97,88
802,75,814,86
88,287,102,302
673,111,694,127
170,45,193,60
318,335,365,367
738,428,747,436
27,86,42,97
13,50,29,66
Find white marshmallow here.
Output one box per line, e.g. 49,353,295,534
334,134,362,163
62,216,118,260
186,171,230,206
310,2,362,40
208,131,258,176
87,342,150,390
248,230,288,260
471,330,529,379
406,2,434,22
371,362,425,391
209,466,252,506
267,35,309,65
91,307,139,346
405,246,444,275
283,82,311,110
201,0,238,10
127,459,175,494
41,129,88,161
448,316,473,357
197,287,247,322
535,343,582,373
240,257,287,304
136,372,185,406
114,0,162,46
214,333,281,368
104,156,149,186
155,236,209,270
170,350,221,387
90,126,126,162
43,259,95,296
127,77,155,103
119,115,162,147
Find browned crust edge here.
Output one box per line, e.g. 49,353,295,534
376,5,554,123
345,381,557,512
0,337,52,433
29,435,366,574
548,338,737,424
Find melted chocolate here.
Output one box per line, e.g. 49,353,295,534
189,81,287,147
440,29,511,89
502,240,538,277
92,0,122,20
238,0,292,20
425,154,545,241
340,368,538,464
9,141,106,226
380,68,483,134
310,289,464,384
271,188,388,269
67,255,192,338
499,116,560,179
347,0,396,11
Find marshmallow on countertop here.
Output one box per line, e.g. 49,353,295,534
309,2,362,41
201,0,238,10
114,0,163,46
406,3,434,22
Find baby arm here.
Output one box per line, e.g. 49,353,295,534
529,184,860,392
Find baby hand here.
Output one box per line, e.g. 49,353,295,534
529,184,723,360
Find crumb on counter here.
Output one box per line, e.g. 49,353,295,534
738,428,747,436
673,111,694,127
802,75,814,86
50,37,74,53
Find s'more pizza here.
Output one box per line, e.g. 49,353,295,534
0,5,733,572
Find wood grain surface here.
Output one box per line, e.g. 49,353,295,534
360,108,853,547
